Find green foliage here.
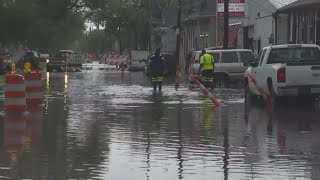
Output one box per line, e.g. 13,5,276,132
0,0,85,52
80,0,200,53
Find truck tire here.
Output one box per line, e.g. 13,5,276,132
267,78,279,109
245,79,258,104
214,74,230,88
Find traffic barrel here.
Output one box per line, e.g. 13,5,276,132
191,75,221,107
4,74,27,112
24,71,43,105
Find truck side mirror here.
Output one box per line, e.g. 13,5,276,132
250,61,258,67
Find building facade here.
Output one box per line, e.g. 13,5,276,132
276,0,320,45
242,0,299,54
181,0,244,56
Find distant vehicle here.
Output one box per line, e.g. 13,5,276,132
18,51,40,69
0,50,13,73
39,53,50,62
46,50,84,72
245,44,320,104
128,51,149,71
190,49,256,87
144,52,177,76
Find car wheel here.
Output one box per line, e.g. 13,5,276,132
214,78,229,88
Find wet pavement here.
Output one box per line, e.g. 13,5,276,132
1,70,320,179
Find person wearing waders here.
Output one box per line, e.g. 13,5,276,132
150,48,165,91
198,50,214,89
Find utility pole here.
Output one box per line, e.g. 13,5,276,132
175,0,182,65
149,0,152,51
175,0,182,90
223,0,229,49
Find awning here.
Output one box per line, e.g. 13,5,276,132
278,0,320,12
218,23,242,48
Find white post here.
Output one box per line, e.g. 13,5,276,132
66,53,68,73
315,8,317,44
290,13,293,42
216,15,218,46
198,19,200,49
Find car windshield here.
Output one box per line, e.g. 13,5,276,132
26,52,36,57
267,47,320,64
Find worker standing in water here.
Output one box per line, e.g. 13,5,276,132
150,48,165,91
198,50,214,89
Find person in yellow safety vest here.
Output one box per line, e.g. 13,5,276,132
198,50,215,88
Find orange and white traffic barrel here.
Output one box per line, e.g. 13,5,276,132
191,75,221,107
4,74,27,112
24,71,43,105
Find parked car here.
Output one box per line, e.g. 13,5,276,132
18,51,40,69
190,49,256,87
244,44,320,104
46,50,84,72
40,53,50,63
145,52,177,76
0,50,13,74
128,50,149,71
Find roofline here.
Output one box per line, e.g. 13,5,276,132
264,44,319,49
183,14,216,22
195,49,253,52
277,1,320,12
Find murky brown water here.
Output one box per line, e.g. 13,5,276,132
0,71,320,180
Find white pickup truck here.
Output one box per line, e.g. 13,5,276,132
245,44,320,102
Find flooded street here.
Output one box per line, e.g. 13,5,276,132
1,71,320,180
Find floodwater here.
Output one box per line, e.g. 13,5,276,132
1,70,320,180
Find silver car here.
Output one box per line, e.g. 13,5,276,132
190,49,256,87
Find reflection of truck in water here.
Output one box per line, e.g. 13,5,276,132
46,50,83,72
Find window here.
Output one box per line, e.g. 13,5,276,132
208,52,220,63
239,51,255,65
267,47,320,65
26,52,36,57
221,52,238,63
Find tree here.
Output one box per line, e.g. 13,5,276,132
80,0,201,53
0,0,85,52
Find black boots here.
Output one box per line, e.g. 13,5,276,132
153,82,162,91
158,82,162,91
153,82,157,91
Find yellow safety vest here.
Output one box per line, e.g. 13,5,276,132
200,53,214,71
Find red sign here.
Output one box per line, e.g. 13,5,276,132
217,0,245,17
217,12,245,17
217,0,244,3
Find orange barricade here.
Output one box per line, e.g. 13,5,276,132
191,75,221,107
24,71,43,105
4,74,27,112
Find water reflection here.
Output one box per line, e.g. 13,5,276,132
1,71,320,179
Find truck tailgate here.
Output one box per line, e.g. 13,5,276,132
286,65,320,85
